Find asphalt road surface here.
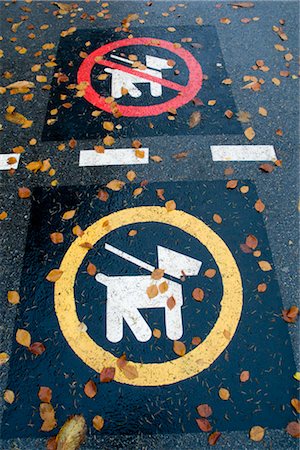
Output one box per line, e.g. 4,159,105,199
0,1,299,449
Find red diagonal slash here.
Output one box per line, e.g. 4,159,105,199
96,59,186,92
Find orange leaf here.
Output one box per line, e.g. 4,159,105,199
208,431,221,446
204,269,216,278
18,187,31,199
159,281,168,294
151,268,164,280
197,404,212,418
87,262,97,276
16,329,31,347
291,398,300,414
286,421,300,438
146,285,158,299
50,232,63,244
226,180,238,189
257,283,267,292
38,386,52,403
255,198,265,212
46,269,63,282
62,210,76,220
244,127,255,140
196,418,212,432
245,234,258,249
258,260,272,271
213,213,222,224
84,380,97,398
219,388,230,400
4,390,15,404
173,341,186,356
240,370,250,382
167,296,176,310
249,426,265,441
7,290,20,304
97,189,109,201
153,328,161,338
165,200,176,211
93,415,104,431
192,288,204,302
100,367,115,383
106,180,125,191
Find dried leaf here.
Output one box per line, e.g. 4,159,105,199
197,404,212,418
219,388,230,400
7,290,20,304
106,180,125,191
208,431,221,446
192,336,201,345
100,368,115,383
46,269,63,282
18,187,31,199
84,380,97,398
259,163,274,173
0,211,8,220
213,214,222,224
249,426,265,441
192,288,204,302
258,260,272,271
189,111,201,128
257,283,267,292
240,370,250,382
255,198,265,212
291,398,300,414
153,328,161,338
237,110,251,123
226,179,238,189
165,200,176,211
204,269,216,278
196,418,212,432
4,390,15,404
6,111,33,128
126,170,136,181
97,189,109,202
0,353,10,365
56,415,86,448
38,387,52,403
156,189,165,201
93,415,104,431
117,356,138,379
244,127,255,141
282,306,299,323
230,2,254,7
151,268,165,280
245,234,258,249
87,263,97,276
173,340,186,356
146,285,158,299
259,107,268,116
16,329,31,347
286,421,300,438
50,232,64,244
62,210,76,220
6,80,35,89
167,296,176,310
30,342,46,355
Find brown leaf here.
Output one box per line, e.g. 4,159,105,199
165,200,176,211
55,415,86,448
255,198,265,212
156,188,165,201
147,285,158,299
204,269,216,278
213,214,222,224
257,283,267,292
167,296,176,310
97,189,109,202
259,163,274,173
117,356,138,379
46,269,63,282
237,110,251,123
18,187,31,199
38,387,52,403
244,127,255,141
282,306,299,323
192,288,204,302
30,342,45,355
286,421,300,438
208,431,221,446
151,268,165,280
40,403,57,432
72,225,84,237
100,367,115,383
197,404,212,418
291,398,300,414
173,151,188,160
226,179,238,189
87,262,97,276
249,426,265,441
7,290,20,305
79,242,93,249
240,370,250,382
132,139,142,148
245,234,258,249
16,329,31,347
196,418,212,432
192,336,201,345
173,341,186,356
46,437,57,450
50,232,64,244
219,388,230,400
189,111,201,128
106,179,125,191
93,415,104,431
84,380,97,398
240,243,252,254
258,260,272,271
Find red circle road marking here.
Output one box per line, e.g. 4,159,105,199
77,37,203,117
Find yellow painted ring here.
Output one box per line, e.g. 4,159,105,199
55,206,243,386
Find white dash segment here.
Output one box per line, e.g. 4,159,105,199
79,148,149,167
0,153,20,170
211,145,277,162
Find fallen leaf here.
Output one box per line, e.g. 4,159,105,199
100,368,115,383
258,260,272,271
128,229,137,237
195,17,203,25
0,353,10,365
259,107,268,116
173,341,186,356
106,180,125,191
93,415,104,431
147,285,159,299
291,398,300,414
133,187,143,197
153,328,161,338
213,214,222,224
220,17,231,24
50,232,63,244
286,421,300,438
38,387,52,403
197,404,212,418
46,269,63,282
272,77,281,86
204,269,216,278
257,283,267,292
165,200,176,211
282,306,299,323
7,290,20,304
6,80,35,89
87,262,97,276
84,380,97,398
259,163,274,173
189,111,201,128
0,211,8,220
230,2,254,7
16,329,31,347
6,110,32,128
219,388,230,400
246,234,258,249
192,336,201,345
255,198,265,212
192,288,204,302
293,372,300,381
62,210,76,220
97,189,109,202
156,189,165,201
117,355,138,379
196,418,212,432
126,170,136,181
208,431,221,446
167,296,176,310
18,187,31,199
240,370,250,382
150,155,163,163
30,342,46,355
237,110,251,123
4,390,15,404
244,127,255,141
151,268,164,280
226,179,238,189
249,426,265,441
55,415,86,448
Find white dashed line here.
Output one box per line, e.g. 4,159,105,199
79,148,149,167
0,153,20,170
211,145,277,161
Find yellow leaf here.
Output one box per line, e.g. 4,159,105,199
153,328,161,338
106,180,125,191
4,390,15,404
219,388,230,400
258,107,268,116
0,353,10,365
102,121,114,131
93,415,104,431
126,170,136,181
249,426,265,441
133,187,143,197
6,80,35,89
103,135,115,146
165,200,176,211
16,329,31,347
272,77,281,86
146,285,158,299
291,398,300,413
159,281,168,294
55,415,86,448
26,161,42,173
244,127,255,141
293,372,300,381
62,209,76,220
46,269,63,282
5,111,32,128
7,290,20,304
258,260,272,271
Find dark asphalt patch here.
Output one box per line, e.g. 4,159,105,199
1,181,297,440
41,26,242,141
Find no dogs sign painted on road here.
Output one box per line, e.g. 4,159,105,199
2,181,297,439
42,26,242,141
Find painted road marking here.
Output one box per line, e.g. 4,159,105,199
77,37,203,117
97,243,202,343
0,153,20,170
211,145,277,161
79,148,149,167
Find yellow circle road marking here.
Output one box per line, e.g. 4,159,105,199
55,206,243,386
